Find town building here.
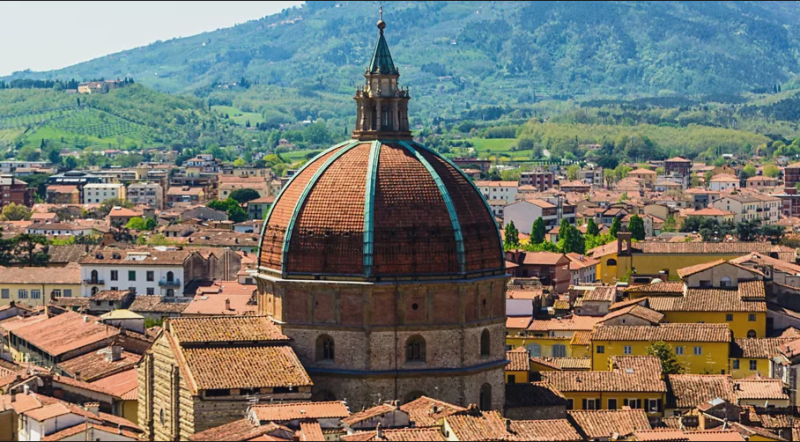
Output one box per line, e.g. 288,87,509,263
519,170,554,191
127,182,164,209
82,183,126,204
504,197,577,235
505,250,571,293
781,162,800,217
255,19,507,412
0,175,34,208
628,168,657,186
45,185,80,204
77,79,124,94
664,156,692,177
0,263,82,308
714,193,781,225
108,206,143,227
565,253,599,285
475,180,519,203
25,222,93,237
747,176,781,189
710,174,741,191
247,195,274,220
167,186,205,206
578,167,604,186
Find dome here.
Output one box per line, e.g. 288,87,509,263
258,140,504,280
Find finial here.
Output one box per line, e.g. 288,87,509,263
377,5,386,33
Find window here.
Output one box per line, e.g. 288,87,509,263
699,280,712,288
750,360,758,371
675,346,684,356
479,384,492,411
606,259,617,266
624,346,633,355
747,330,757,338
91,270,99,283
18,290,27,299
110,287,118,291
147,288,155,295
480,330,491,357
748,314,756,322
552,345,567,358
63,290,72,297
128,271,136,281
51,289,61,298
1,289,8,299
583,399,600,410
566,399,574,410
166,289,175,297
91,287,99,296
726,314,733,321
528,344,541,358
316,335,335,362
694,346,703,356
147,271,154,282
508,375,516,384
647,399,660,413
406,336,426,362
720,277,732,288
167,271,174,282
597,346,605,354
31,290,40,299
110,270,118,281
624,399,641,409
608,399,618,410
733,360,740,370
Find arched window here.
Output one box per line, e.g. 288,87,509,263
747,330,757,339
527,343,541,358
720,277,732,288
480,330,491,357
316,335,335,362
91,286,99,296
167,271,174,282
167,289,175,297
403,391,426,404
406,336,426,363
606,259,618,267
91,270,99,283
479,383,492,411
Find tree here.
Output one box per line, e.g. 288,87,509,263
737,219,759,242
759,224,785,244
229,188,261,204
531,217,546,244
763,163,780,179
558,219,585,254
646,341,685,375
567,164,580,181
690,172,701,188
628,215,646,241
742,164,757,178
0,228,15,267
662,215,677,233
233,158,246,167
14,234,49,267
126,217,157,231
609,217,622,238
504,221,520,248
208,198,248,223
0,203,32,221
586,219,600,236
99,198,133,216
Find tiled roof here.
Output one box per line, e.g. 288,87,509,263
677,260,727,278
666,375,734,409
647,289,765,312
189,419,287,442
528,316,603,332
169,316,288,344
731,338,792,359
342,428,446,441
506,289,543,300
601,305,664,324
571,331,593,346
540,370,666,393
568,409,651,439
90,290,131,301
505,317,533,330
666,157,692,163
182,294,258,316
57,348,140,382
445,409,508,441
48,245,92,263
79,248,191,266
735,379,788,401
129,296,189,314
633,429,690,441
506,419,581,442
610,297,651,311
41,423,140,441
88,368,138,399
731,253,800,277
11,312,117,357
251,401,350,422
583,286,616,302
0,263,81,284
341,403,398,427
636,242,794,258
625,282,683,293
505,383,567,408
610,355,663,375
530,357,592,371
25,403,72,421
518,251,567,266
400,396,465,428
738,280,767,299
506,348,530,372
181,345,312,390
566,253,600,270
592,323,731,343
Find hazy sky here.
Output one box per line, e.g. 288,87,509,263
0,1,304,76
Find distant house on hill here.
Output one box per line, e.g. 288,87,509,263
77,79,124,94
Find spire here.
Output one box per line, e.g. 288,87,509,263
368,10,398,76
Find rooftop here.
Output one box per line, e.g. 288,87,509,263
169,315,288,344
12,312,118,357
250,401,350,422
592,323,731,343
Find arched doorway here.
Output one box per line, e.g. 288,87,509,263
479,383,492,411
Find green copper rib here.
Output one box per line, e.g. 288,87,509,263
411,141,505,271
363,141,382,278
399,141,466,274
257,140,354,271
280,141,361,275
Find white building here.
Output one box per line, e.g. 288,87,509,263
26,222,92,237
82,183,126,204
503,197,577,235
713,194,782,225
127,182,164,209
709,174,740,192
79,248,188,298
475,181,519,204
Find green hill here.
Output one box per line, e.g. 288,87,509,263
5,1,800,124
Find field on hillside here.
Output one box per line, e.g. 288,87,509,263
212,105,265,126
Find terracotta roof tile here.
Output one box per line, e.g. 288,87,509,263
541,370,666,394
251,401,350,422
601,304,664,324
169,316,288,344
11,312,117,357
592,323,731,343
507,419,581,441
583,286,616,302
677,260,728,278
57,348,140,381
530,357,592,371
731,338,792,359
342,428,446,442
505,317,532,330
528,316,603,332
647,288,765,313
624,282,685,294
505,348,530,372
505,383,568,409
445,409,508,441
568,409,651,439
684,430,745,441
400,396,465,428
633,429,690,441
88,368,138,399
571,331,593,346
41,423,140,441
735,379,788,401
189,419,288,442
129,296,189,314
341,403,399,427
0,264,81,285
667,375,735,409
182,345,312,390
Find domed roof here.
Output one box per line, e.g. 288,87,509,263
258,140,504,281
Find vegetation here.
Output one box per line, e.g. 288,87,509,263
208,198,248,223
628,215,646,241
0,203,32,221
504,221,520,248
531,217,546,245
126,217,157,231
229,188,262,204
647,341,685,375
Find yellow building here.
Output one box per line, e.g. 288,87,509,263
505,348,530,384
628,168,658,186
540,356,667,416
729,338,790,380
591,323,731,375
0,264,82,308
510,316,601,359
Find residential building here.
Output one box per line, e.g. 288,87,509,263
685,188,720,210
665,156,692,177
475,180,519,203
137,316,313,440
127,182,164,209
565,253,599,285
167,186,206,206
683,207,735,223
578,167,604,186
504,197,577,234
714,193,781,224
0,160,52,174
108,206,143,227
46,171,107,203
78,79,123,94
781,162,800,217
747,176,781,189
628,168,657,186
519,170,554,191
505,250,571,293
83,183,126,204
79,248,189,297
247,195,275,220
183,154,221,172
710,174,741,191
46,185,80,204
0,263,82,308
453,157,491,174
509,315,601,359
25,222,93,236
0,175,34,208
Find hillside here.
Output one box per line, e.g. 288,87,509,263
5,1,800,124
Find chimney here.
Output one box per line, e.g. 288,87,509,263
505,419,512,434
225,299,232,311
106,345,123,363
375,424,382,440
85,402,100,415
83,315,90,323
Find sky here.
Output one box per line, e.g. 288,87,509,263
0,1,304,77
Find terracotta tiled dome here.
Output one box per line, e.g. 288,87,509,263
258,140,504,280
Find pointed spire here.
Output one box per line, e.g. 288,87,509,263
368,10,398,76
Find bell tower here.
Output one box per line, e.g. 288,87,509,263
353,16,412,141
